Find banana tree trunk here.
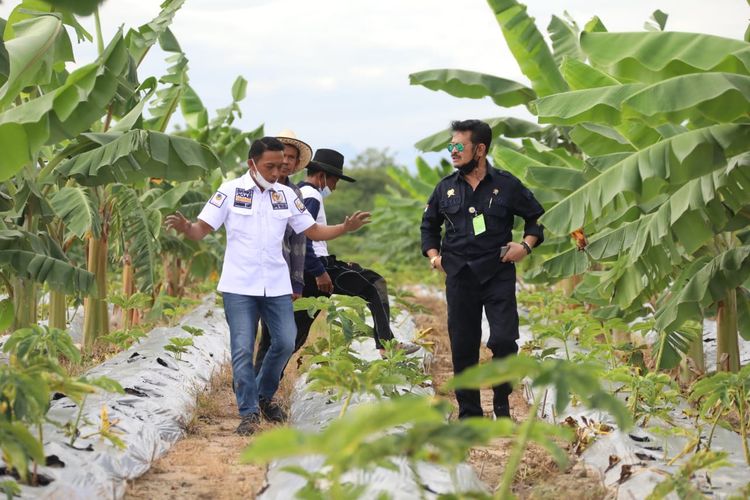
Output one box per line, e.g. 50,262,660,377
716,288,740,372
12,277,37,329
164,255,181,297
680,331,705,384
48,290,67,330
83,236,109,350
122,253,136,329
560,275,582,297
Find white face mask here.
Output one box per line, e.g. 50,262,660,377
319,174,332,198
250,159,274,190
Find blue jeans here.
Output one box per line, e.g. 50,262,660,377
222,292,296,416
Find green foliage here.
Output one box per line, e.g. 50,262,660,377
2,324,80,366
689,365,750,464
0,479,20,500
606,366,680,426
409,69,535,108
101,327,147,349
445,355,631,430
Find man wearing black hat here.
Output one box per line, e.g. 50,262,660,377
295,148,419,356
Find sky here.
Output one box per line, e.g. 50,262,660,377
1,0,748,167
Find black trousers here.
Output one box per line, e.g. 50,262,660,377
255,256,395,374
446,267,519,418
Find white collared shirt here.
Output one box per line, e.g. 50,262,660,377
198,172,315,296
299,184,329,257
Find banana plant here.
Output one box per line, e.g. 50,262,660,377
411,0,750,373
535,29,750,372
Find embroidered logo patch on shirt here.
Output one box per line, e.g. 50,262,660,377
294,197,306,213
209,190,227,208
233,188,253,209
270,190,288,210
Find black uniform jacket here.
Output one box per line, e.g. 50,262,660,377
420,164,545,284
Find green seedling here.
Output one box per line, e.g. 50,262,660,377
164,337,194,361
101,328,147,350
181,325,205,337
0,479,20,500
607,366,681,426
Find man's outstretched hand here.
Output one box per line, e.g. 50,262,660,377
343,211,371,233
165,211,190,234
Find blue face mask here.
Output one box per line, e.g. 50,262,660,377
319,174,332,198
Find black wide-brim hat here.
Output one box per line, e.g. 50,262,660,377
308,148,356,182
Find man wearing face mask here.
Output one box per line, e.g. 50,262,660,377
295,149,420,356
165,137,370,436
254,130,312,376
421,120,545,420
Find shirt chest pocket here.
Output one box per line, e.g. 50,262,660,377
483,197,510,230
439,197,461,232
227,207,260,244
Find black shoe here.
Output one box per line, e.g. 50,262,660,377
259,396,287,423
236,413,260,435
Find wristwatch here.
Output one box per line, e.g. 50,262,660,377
520,241,532,255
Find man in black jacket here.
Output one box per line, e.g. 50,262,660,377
421,119,544,419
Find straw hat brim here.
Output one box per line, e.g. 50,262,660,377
277,136,312,174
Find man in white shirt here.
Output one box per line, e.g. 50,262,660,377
165,137,369,435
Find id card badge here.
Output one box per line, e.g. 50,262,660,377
472,214,486,235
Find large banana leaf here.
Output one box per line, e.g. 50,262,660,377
409,69,536,108
110,184,160,291
560,57,619,90
48,186,101,240
414,116,543,152
0,14,72,107
145,50,188,132
655,245,750,334
540,124,750,235
569,124,635,156
180,84,208,131
43,0,105,16
621,72,750,125
0,31,128,180
581,31,750,83
538,165,750,306
0,18,9,86
547,14,584,65
0,229,95,295
532,83,646,125
486,0,568,97
126,0,186,66
525,166,585,193
55,129,221,185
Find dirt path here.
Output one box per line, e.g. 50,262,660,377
125,293,609,499
124,363,268,499
411,293,609,499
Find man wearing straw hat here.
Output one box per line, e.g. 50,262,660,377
254,130,312,375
